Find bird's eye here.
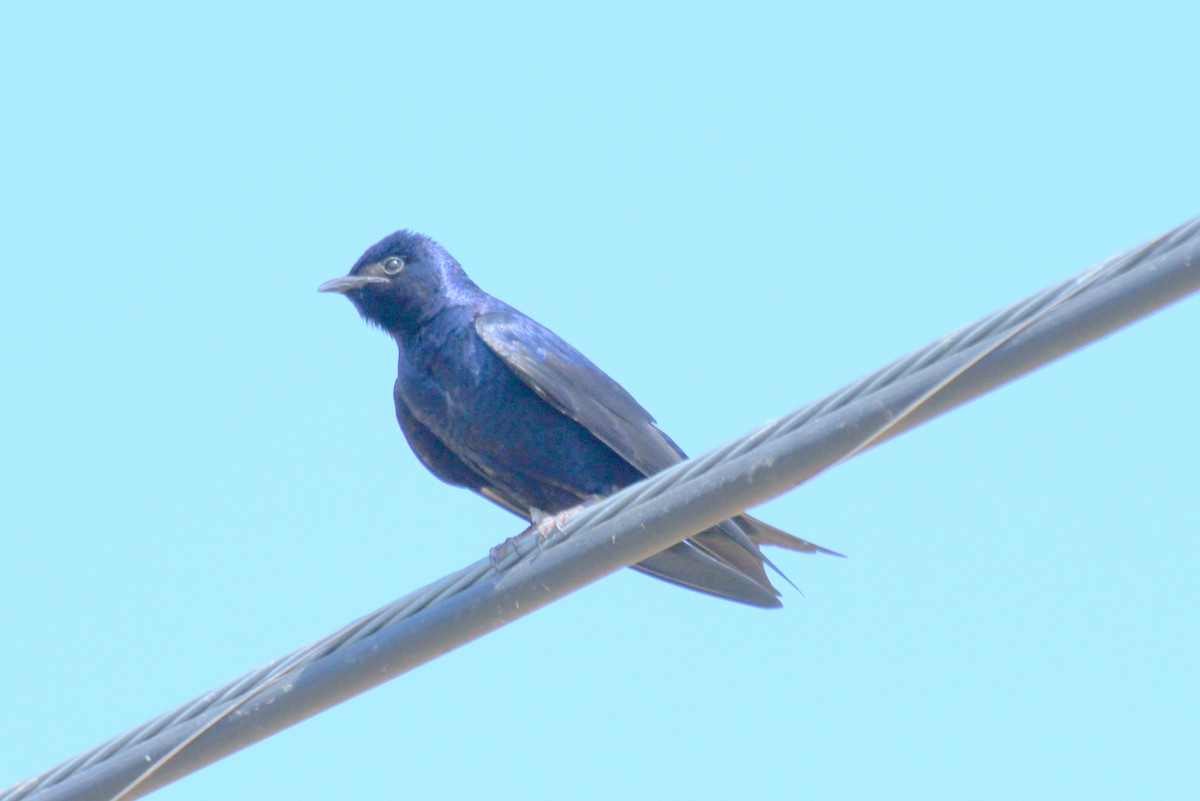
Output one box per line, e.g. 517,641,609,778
382,257,405,275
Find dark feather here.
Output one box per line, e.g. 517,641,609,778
321,230,839,607
475,311,685,476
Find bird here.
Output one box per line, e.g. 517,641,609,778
319,230,838,607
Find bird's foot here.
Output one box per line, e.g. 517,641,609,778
490,497,606,569
489,535,524,568
530,496,603,539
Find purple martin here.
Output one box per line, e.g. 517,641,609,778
319,230,837,607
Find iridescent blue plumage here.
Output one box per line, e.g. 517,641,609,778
320,230,837,606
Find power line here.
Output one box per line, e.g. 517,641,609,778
7,214,1199,801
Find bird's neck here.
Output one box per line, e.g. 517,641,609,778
389,300,478,356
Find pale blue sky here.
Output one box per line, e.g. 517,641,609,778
2,3,1197,800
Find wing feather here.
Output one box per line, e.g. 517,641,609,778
475,311,684,476
474,309,834,607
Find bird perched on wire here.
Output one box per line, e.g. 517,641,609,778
319,230,837,607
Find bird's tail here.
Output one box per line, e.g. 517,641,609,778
737,514,845,557
632,515,841,608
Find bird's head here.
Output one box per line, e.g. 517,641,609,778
319,230,471,333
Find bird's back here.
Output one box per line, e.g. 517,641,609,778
321,229,836,607
393,302,647,516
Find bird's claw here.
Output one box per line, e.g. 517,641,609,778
488,508,581,570
488,536,523,568
530,496,602,541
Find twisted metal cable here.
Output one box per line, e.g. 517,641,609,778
6,214,1198,801
558,215,1200,538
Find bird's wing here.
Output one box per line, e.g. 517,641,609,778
475,311,686,476
475,309,831,608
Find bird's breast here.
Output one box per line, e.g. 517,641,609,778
395,324,641,509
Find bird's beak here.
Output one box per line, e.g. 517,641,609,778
317,275,389,294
